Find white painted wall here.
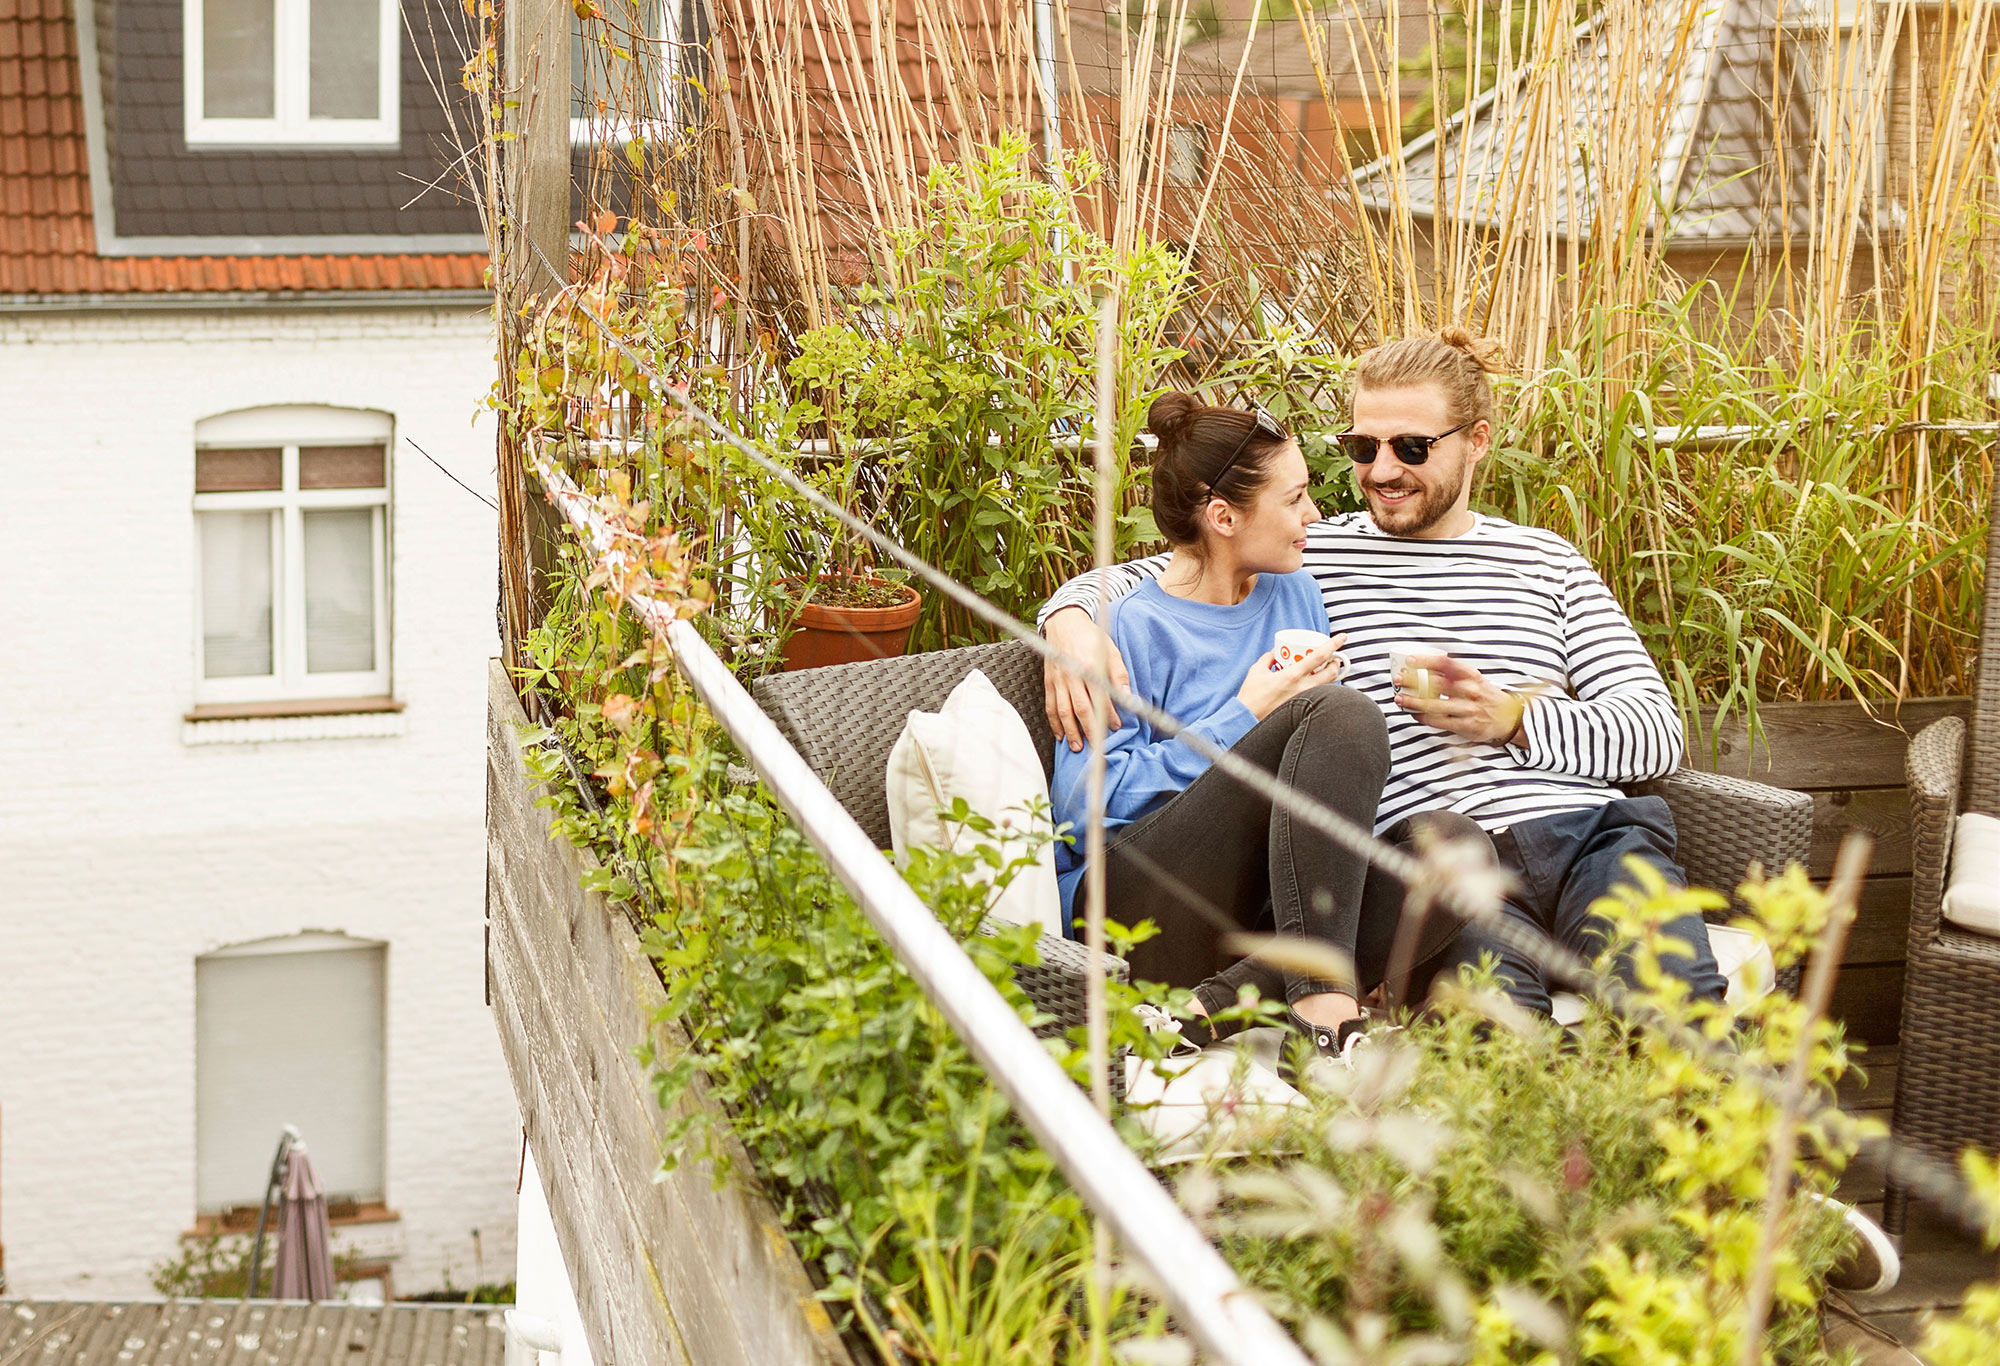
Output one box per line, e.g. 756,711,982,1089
508,1147,598,1366
0,303,522,1298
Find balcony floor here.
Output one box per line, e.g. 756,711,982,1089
1829,1046,1997,1362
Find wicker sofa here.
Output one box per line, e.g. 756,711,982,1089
1883,477,2000,1235
752,639,1814,1030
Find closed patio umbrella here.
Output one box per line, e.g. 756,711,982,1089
268,1140,336,1301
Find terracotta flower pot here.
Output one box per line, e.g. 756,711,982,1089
778,580,923,671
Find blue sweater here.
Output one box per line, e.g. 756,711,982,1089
1052,569,1331,928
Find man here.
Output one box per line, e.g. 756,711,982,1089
1039,331,1729,1016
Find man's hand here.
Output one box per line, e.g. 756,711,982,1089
1044,607,1129,752
1394,654,1529,749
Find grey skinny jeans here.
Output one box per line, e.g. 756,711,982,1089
1098,686,1468,1013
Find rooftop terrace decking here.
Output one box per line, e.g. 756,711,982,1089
1834,1047,1996,1361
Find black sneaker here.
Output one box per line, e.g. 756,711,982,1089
1297,1011,1362,1061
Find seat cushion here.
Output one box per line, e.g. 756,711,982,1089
1548,922,1774,1024
1942,811,2000,937
886,669,1063,936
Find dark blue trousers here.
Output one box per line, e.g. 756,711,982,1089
1435,796,1728,1015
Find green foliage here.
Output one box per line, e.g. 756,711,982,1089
1913,1152,2000,1366
517,565,1150,1356
1919,1284,2000,1366
149,1234,366,1299
151,1235,259,1298
782,137,1190,649
1167,862,1877,1366
1483,296,1992,732
404,1282,518,1304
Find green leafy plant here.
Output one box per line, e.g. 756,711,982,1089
149,1234,367,1300
1168,864,1874,1365
1914,1152,2000,1366
780,138,1190,648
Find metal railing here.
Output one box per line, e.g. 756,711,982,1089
531,455,1315,1366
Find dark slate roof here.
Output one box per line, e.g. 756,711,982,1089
0,1300,509,1366
105,0,484,239
1352,0,1818,244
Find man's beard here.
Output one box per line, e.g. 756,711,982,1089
1364,464,1468,536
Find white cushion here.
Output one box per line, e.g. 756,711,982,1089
1942,811,2000,937
1547,921,1774,1025
885,669,1063,937
1707,923,1775,1009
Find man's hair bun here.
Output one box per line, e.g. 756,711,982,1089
1146,391,1202,448
1434,325,1508,376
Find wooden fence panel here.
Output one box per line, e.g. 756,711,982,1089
486,661,857,1366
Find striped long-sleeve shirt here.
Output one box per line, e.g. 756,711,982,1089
1038,512,1684,834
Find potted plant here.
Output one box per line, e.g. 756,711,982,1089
773,325,925,671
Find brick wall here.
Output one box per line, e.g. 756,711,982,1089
0,302,521,1298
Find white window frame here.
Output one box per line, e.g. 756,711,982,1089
183,0,401,147
192,406,393,705
569,0,682,147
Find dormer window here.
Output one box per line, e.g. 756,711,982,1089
184,0,401,146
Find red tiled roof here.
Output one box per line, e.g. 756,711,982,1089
0,0,488,295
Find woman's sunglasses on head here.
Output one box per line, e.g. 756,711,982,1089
1205,405,1288,496
1335,422,1468,467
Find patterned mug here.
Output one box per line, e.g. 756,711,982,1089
1272,629,1344,676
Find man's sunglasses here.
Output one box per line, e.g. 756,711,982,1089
1206,406,1288,496
1335,422,1469,466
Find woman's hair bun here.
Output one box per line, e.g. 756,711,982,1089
1147,391,1201,448
1435,325,1508,376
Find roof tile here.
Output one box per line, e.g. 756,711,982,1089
1,0,489,295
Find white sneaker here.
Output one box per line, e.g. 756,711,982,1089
1122,1041,1305,1164
1133,1003,1202,1059
1810,1192,1900,1296
1341,1020,1403,1065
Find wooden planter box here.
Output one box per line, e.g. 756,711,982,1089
1686,698,1970,1043
484,661,857,1366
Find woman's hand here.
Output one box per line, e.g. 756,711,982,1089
1395,654,1529,748
1043,606,1131,752
1237,636,1346,720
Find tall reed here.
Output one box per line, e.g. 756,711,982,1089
470,0,2000,710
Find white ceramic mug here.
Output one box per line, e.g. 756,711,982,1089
1388,644,1451,699
1272,629,1344,676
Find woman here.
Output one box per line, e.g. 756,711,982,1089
1051,393,1455,1061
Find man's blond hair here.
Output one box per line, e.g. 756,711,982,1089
1354,327,1509,430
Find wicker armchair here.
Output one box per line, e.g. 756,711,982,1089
754,639,1814,1032
754,640,1121,1036
1883,479,2000,1234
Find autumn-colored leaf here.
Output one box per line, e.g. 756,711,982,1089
601,692,640,731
